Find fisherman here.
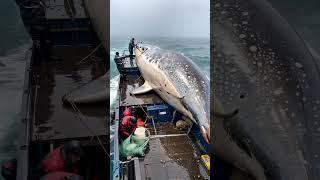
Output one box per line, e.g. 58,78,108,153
122,106,137,117
40,140,83,175
119,116,137,139
128,38,135,66
136,117,145,127
114,52,121,67
132,107,145,127
114,52,125,76
114,51,120,59
123,106,132,117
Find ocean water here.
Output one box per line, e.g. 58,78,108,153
0,0,30,174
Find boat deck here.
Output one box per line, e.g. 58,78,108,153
31,46,107,141
46,0,87,19
121,55,138,68
119,76,163,106
139,122,210,180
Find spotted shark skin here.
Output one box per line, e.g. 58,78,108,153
133,44,210,142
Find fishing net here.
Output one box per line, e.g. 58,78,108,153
120,129,150,157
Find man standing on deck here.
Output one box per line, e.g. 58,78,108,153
119,116,137,139
114,52,124,72
128,38,135,66
114,51,128,78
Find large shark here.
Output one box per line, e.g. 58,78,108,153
213,0,320,179
133,45,210,143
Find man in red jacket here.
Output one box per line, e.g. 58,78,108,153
123,106,137,117
41,140,83,175
119,116,137,139
123,107,132,117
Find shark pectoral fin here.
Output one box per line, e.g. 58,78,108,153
131,81,153,95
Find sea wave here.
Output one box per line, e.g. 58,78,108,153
0,43,30,162
0,44,30,85
110,75,120,107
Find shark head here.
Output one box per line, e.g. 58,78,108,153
134,43,159,61
198,109,210,144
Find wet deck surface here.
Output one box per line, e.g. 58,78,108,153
139,123,209,180
147,122,187,135
32,46,107,141
46,0,87,19
119,76,163,106
122,56,137,68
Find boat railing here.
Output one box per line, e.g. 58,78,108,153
113,86,121,179
121,50,128,57
17,46,33,180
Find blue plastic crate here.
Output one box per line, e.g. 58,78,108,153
147,104,173,123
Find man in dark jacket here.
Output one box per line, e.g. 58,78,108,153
119,116,137,139
114,51,128,78
114,52,123,71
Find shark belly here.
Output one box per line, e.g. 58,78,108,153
83,0,108,51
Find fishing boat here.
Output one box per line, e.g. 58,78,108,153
111,51,210,179
12,0,108,179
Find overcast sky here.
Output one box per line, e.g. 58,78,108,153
111,0,209,38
